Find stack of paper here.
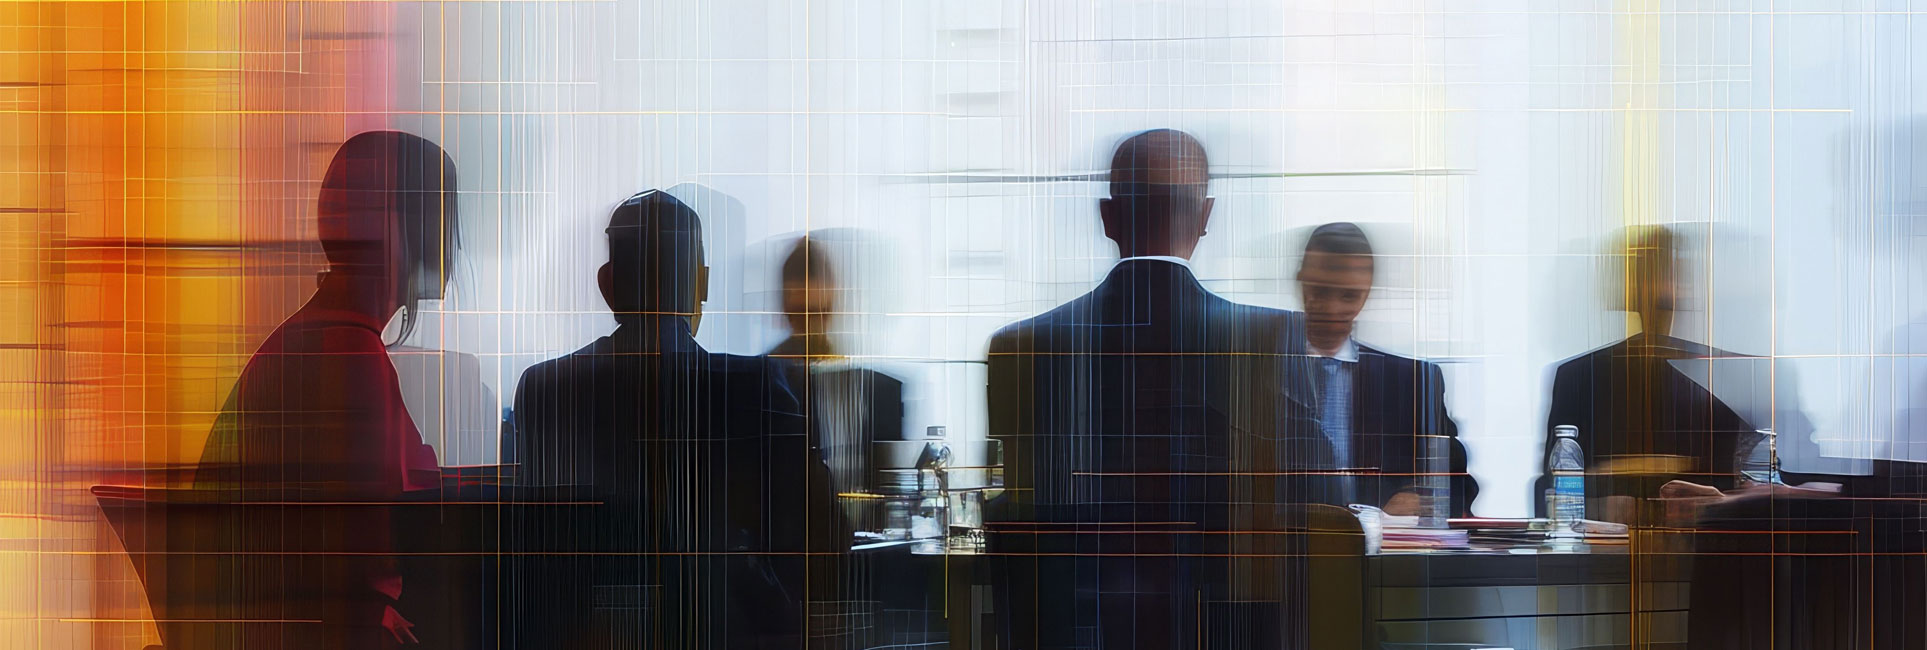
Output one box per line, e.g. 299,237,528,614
1381,526,1470,549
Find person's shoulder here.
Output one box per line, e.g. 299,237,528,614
1222,296,1295,317
703,351,805,404
267,316,387,353
1197,296,1302,350
986,301,1075,354
516,339,606,390
1206,295,1301,325
1542,338,1626,397
703,349,787,373
1665,335,1735,359
1555,337,1626,370
986,320,1034,355
1357,342,1420,365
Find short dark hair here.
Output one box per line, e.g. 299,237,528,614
781,235,836,287
1104,129,1212,254
1303,221,1374,258
605,190,704,321
1108,128,1210,200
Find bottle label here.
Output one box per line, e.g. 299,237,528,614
1552,475,1585,525
1553,475,1583,494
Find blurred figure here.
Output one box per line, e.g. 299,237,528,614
1295,222,1477,516
512,190,843,648
767,235,907,527
769,234,843,362
1541,225,1844,523
1539,224,1780,519
985,129,1321,649
1859,319,1927,481
196,130,455,647
1681,262,1927,650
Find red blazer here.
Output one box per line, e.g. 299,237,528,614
197,307,440,635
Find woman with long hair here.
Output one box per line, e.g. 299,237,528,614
197,130,457,647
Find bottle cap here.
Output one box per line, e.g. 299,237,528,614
1554,425,1578,438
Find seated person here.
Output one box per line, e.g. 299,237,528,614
766,233,907,528
1293,222,1477,516
512,190,842,648
196,131,454,647
1537,225,1841,523
985,129,1323,649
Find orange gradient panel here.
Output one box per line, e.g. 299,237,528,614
0,1,397,646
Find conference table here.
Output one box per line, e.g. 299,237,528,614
92,483,1683,650
102,480,1926,650
1367,544,1689,650
927,519,1689,650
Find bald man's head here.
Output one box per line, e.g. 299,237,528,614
1100,129,1214,259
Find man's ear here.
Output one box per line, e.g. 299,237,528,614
695,263,710,307
1097,198,1125,250
1198,196,1215,236
597,262,617,312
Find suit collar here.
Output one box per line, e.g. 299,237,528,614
1100,257,1207,292
604,318,702,355
1310,337,1360,363
1116,255,1192,269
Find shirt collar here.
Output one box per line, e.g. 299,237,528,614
1117,255,1192,269
1311,337,1360,363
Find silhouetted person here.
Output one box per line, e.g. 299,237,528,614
1296,222,1477,516
512,191,842,649
1538,224,1787,519
196,130,456,647
984,129,1321,649
766,235,906,528
769,234,842,362
1678,261,1927,650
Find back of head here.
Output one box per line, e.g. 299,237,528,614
781,236,837,289
1103,129,1212,258
606,190,706,325
317,131,458,272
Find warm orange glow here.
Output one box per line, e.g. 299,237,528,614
1,1,396,645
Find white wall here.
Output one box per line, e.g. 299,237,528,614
379,0,1927,516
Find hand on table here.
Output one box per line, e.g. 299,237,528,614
1664,479,1842,500
1659,480,1725,499
1656,479,1843,524
1381,491,1421,517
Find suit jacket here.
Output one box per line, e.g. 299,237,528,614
512,318,842,649
1537,333,1754,517
984,259,1324,650
762,347,908,491
1341,344,1479,516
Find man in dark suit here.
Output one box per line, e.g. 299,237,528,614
984,129,1322,649
1536,224,1784,520
1295,222,1477,516
512,191,842,649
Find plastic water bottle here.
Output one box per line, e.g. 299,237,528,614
1415,434,1452,529
1735,428,1780,487
1546,425,1585,540
911,440,951,554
